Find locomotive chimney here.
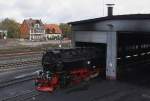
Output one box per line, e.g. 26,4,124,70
106,4,115,17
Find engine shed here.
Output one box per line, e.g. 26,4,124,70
69,14,150,80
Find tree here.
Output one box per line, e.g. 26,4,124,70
59,23,72,38
0,18,20,38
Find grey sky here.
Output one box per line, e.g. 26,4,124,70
0,0,150,23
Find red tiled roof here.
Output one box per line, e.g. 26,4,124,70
44,24,62,34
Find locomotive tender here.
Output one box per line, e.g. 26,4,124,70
35,47,104,92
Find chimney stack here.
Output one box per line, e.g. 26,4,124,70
106,4,115,17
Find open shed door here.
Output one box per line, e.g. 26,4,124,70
74,31,107,78
75,42,107,78
117,32,150,87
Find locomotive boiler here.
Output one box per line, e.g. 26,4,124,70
35,47,104,92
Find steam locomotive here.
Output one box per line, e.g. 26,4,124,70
35,47,104,92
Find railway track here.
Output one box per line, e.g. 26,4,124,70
0,54,41,61
0,51,44,101
0,71,41,100
0,74,34,88
0,51,42,58
0,74,42,101
0,53,42,63
0,60,41,68
1,90,42,101
0,60,41,72
0,51,43,72
0,51,42,60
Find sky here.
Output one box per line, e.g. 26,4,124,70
0,0,150,23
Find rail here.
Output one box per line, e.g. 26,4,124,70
1,90,42,101
0,51,42,58
0,51,42,72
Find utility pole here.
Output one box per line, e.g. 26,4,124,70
102,0,105,16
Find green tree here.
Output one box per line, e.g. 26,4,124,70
0,18,20,38
59,23,72,38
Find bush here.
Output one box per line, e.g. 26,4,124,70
0,18,20,38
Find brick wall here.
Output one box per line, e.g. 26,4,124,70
20,21,30,39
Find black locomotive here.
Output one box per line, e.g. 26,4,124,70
35,47,105,92
42,47,104,71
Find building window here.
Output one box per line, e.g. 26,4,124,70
34,24,40,28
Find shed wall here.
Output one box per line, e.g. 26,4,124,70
74,31,107,43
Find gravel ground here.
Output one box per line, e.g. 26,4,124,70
1,78,150,101
0,39,71,49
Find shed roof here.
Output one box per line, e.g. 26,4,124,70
69,14,150,25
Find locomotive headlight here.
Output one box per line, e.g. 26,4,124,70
87,61,91,65
36,70,43,76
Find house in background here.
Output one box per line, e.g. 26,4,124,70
44,24,62,40
20,18,45,40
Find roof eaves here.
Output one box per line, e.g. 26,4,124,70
69,14,150,25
